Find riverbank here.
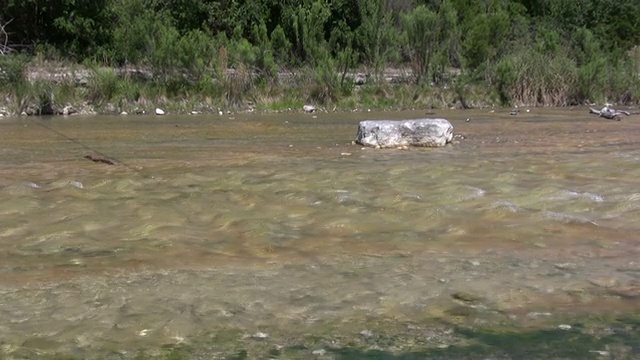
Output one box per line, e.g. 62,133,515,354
2,56,639,118
0,63,498,118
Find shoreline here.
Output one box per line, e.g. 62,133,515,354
1,63,622,119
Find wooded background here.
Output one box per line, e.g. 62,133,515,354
2,0,639,106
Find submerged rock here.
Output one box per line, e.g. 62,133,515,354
356,118,453,148
69,180,84,189
451,291,484,304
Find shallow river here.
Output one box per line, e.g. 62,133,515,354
1,109,639,359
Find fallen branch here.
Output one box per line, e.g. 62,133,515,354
0,19,14,55
589,105,633,120
84,154,116,165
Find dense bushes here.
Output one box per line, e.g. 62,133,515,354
1,0,639,109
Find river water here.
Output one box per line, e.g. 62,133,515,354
0,109,639,359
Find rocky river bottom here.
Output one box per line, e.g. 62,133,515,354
0,108,639,359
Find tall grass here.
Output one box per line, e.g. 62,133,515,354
0,55,66,114
493,50,578,106
0,54,28,113
601,57,640,104
86,66,120,105
224,64,254,108
491,45,640,107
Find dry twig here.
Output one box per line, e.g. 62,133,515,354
0,19,14,55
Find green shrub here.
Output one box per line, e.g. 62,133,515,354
0,54,28,89
356,0,400,80
270,25,292,67
85,66,119,105
402,3,457,85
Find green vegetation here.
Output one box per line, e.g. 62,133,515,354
1,0,639,114
32,315,640,359
0,302,636,359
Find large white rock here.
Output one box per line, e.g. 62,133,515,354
356,118,453,148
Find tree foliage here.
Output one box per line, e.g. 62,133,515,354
356,0,399,78
1,0,639,105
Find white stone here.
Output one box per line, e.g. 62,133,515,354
356,118,453,148
303,105,316,113
155,108,165,115
62,105,76,116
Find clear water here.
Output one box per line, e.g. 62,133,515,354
0,109,639,358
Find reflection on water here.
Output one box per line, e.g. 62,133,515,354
1,109,640,357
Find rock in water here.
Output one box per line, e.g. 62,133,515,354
61,105,76,116
303,105,316,113
155,108,165,115
356,119,453,148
